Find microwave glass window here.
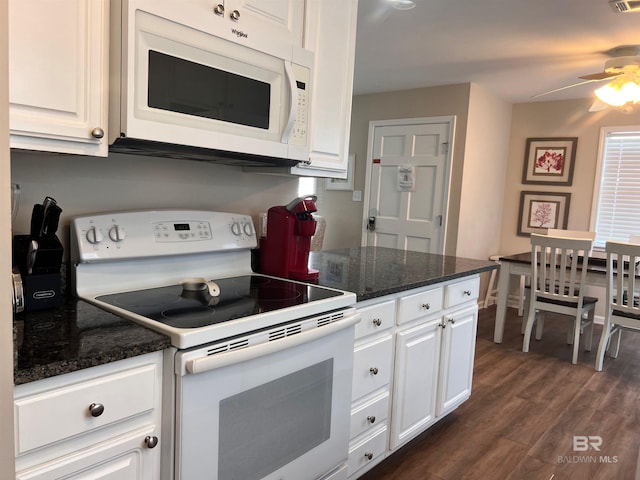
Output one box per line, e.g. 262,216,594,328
147,51,270,129
218,359,333,480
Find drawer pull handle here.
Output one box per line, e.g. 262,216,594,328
372,318,382,327
463,290,472,296
364,452,374,460
448,317,455,324
367,415,376,424
145,435,159,449
421,303,430,310
369,367,379,375
88,403,104,417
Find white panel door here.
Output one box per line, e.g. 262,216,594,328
363,119,452,254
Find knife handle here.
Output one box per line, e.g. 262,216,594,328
29,204,44,239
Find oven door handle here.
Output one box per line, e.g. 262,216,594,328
184,313,360,375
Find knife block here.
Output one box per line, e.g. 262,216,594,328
13,235,64,311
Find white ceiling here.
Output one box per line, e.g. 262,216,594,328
354,0,640,103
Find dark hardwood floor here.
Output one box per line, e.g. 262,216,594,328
359,305,640,480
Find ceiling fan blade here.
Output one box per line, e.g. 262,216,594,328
588,99,609,112
531,79,602,99
579,71,620,81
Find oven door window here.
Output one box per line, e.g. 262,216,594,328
148,50,271,129
218,359,333,480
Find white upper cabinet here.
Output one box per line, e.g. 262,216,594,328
9,0,109,157
218,0,304,48
291,0,358,178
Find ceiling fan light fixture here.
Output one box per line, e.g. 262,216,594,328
594,75,640,107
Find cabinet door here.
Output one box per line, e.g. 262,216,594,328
437,305,478,416
291,0,358,178
9,0,109,156
226,0,304,48
390,320,441,449
15,426,157,480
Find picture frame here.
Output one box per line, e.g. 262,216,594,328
517,191,571,236
326,154,355,191
522,137,577,185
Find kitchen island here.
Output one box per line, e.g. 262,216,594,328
310,246,496,300
311,247,496,479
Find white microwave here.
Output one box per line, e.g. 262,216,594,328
109,0,314,167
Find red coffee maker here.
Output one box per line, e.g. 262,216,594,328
259,195,319,281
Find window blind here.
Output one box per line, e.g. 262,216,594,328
594,130,640,248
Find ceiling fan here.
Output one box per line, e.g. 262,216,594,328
533,45,640,112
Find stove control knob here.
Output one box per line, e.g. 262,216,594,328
86,226,104,244
108,225,126,242
242,222,254,237
231,221,242,236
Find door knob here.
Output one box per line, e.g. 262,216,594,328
368,216,376,231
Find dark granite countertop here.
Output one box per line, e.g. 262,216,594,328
14,298,171,386
13,248,495,385
309,247,497,302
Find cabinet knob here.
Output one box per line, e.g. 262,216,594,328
463,290,472,296
364,452,374,460
367,415,376,424
230,9,240,20
369,367,378,375
372,318,382,327
91,127,104,139
213,4,224,15
88,402,104,417
145,435,159,449
421,303,430,310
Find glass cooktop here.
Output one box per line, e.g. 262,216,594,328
96,275,343,329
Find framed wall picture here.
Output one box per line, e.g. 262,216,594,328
517,191,571,236
522,137,577,185
326,154,355,191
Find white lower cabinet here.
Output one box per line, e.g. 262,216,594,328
348,299,395,479
390,319,441,449
14,352,164,480
351,275,480,479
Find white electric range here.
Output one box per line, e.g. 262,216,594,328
71,209,358,480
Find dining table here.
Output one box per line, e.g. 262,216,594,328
493,251,608,343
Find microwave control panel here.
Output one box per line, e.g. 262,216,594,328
290,63,310,147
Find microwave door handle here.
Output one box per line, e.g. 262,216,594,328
280,61,298,143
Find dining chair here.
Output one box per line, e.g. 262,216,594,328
545,229,597,241
522,233,597,364
595,240,640,371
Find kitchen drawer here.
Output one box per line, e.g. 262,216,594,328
350,391,390,440
355,300,395,339
14,363,157,455
347,426,387,477
444,276,480,309
397,287,443,325
352,334,393,402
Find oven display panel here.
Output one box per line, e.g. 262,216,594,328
153,221,212,242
